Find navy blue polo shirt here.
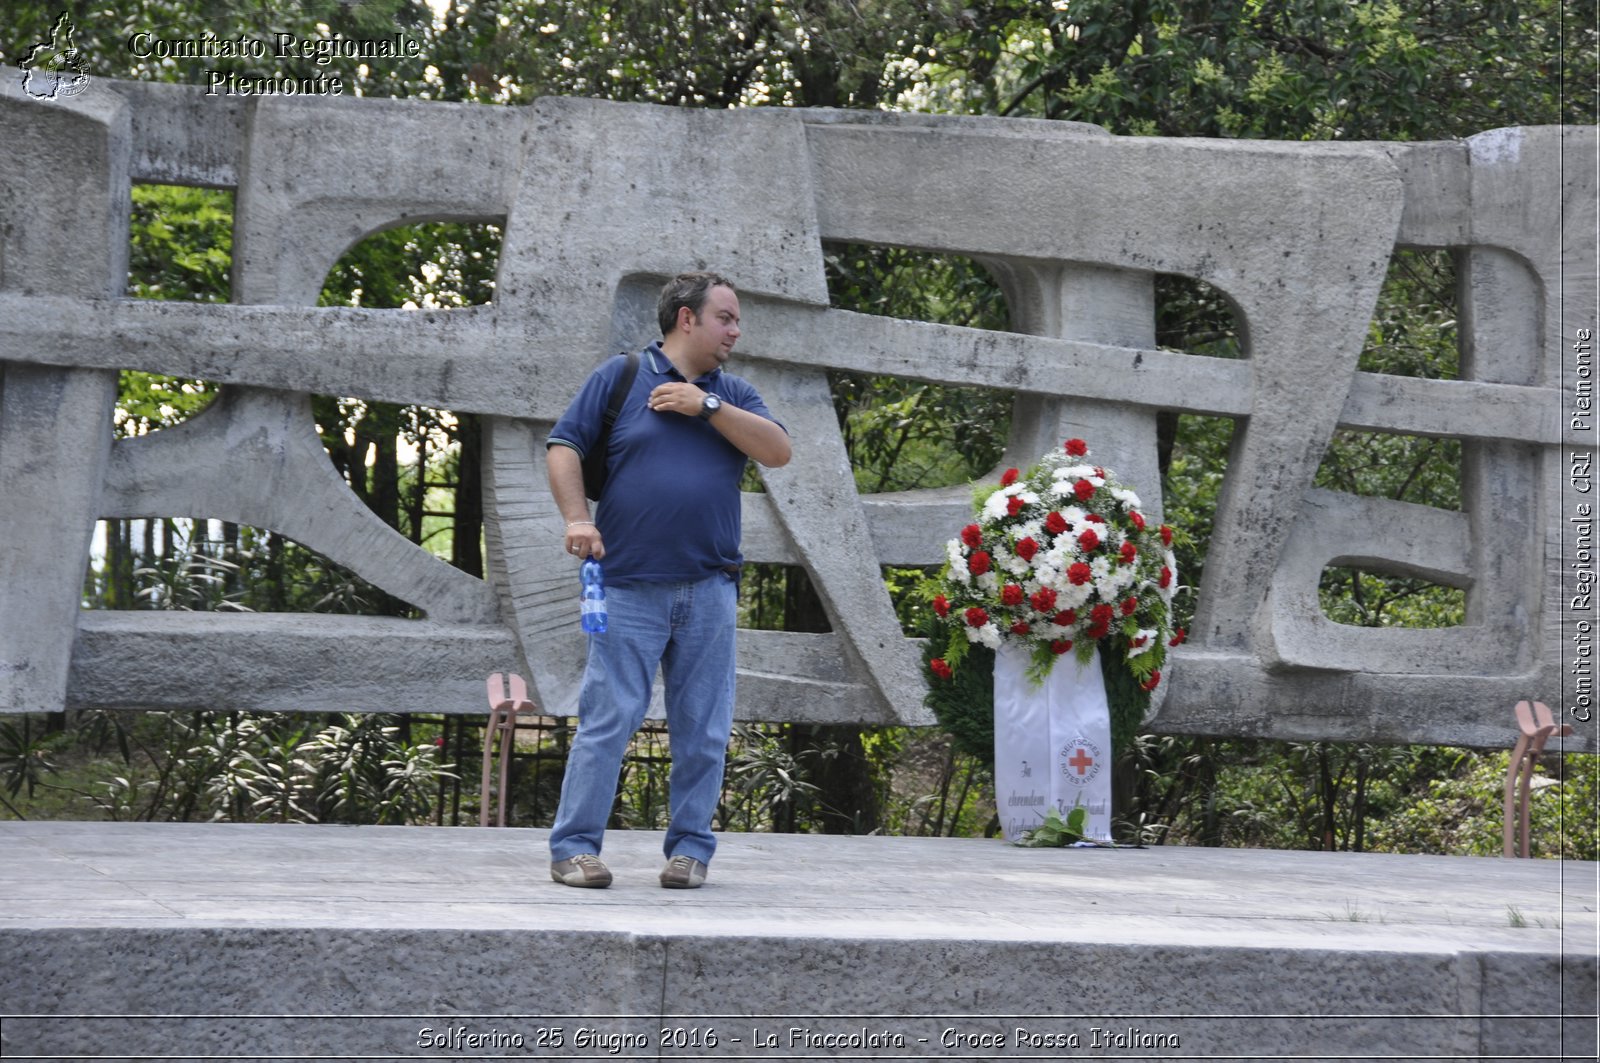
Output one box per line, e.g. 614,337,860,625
548,342,782,586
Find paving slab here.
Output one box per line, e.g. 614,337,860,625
0,821,1595,1061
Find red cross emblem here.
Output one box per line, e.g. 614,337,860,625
1068,747,1095,775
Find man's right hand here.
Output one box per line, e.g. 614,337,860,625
547,444,607,560
565,522,606,560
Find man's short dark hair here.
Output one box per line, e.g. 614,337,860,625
658,271,735,337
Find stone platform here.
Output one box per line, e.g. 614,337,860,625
0,820,1595,1061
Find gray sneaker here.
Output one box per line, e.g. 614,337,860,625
659,855,708,889
551,854,612,888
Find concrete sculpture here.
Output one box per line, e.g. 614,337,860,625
1,72,1594,751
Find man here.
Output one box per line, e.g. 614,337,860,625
544,272,790,889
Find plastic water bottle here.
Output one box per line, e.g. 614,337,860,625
579,558,607,633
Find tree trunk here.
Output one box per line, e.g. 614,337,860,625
784,568,883,834
452,414,484,577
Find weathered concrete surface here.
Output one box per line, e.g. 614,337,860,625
0,76,125,717
0,68,1594,749
0,822,1594,1060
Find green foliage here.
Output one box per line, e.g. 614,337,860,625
128,184,232,302
1014,804,1089,847
907,0,1594,137
0,719,62,803
0,711,453,825
824,245,1013,493
119,183,232,436
725,724,825,832
1367,751,1598,862
426,0,969,108
921,621,998,768
114,373,215,438
319,223,500,311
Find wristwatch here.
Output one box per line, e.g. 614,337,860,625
698,394,722,420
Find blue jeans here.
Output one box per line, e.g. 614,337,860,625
549,571,738,866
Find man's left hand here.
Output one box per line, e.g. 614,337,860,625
647,382,707,417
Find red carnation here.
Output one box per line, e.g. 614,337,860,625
1093,466,1105,478
1030,586,1057,613
1051,639,1073,654
1121,596,1138,616
932,594,950,617
1129,511,1146,530
961,523,983,548
1067,562,1092,586
1064,438,1088,456
1053,609,1078,626
1000,467,1020,487
1007,496,1025,517
1141,669,1162,692
1078,528,1100,551
964,606,989,628
1001,583,1024,607
1159,565,1173,588
968,551,991,575
1087,623,1110,641
1085,513,1106,524
1015,537,1039,562
930,658,953,681
1160,524,1174,546
1010,620,1032,636
1169,627,1187,646
1131,635,1148,648
1091,603,1115,625
1119,541,1137,564
1073,479,1096,503
1045,511,1068,535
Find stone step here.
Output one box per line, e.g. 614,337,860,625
1,821,1593,1060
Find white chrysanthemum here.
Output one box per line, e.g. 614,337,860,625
1089,556,1113,583
1110,486,1142,510
1043,541,1075,571
1061,505,1089,528
1058,580,1093,611
976,623,1003,650
1003,551,1032,577
981,484,1037,522
945,539,970,582
1052,463,1098,481
1127,628,1159,658
1106,563,1137,595
976,571,998,595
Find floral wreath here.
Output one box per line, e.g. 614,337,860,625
921,438,1185,761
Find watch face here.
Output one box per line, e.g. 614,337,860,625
701,395,722,418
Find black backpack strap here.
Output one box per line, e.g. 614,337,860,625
602,350,641,432
581,351,641,500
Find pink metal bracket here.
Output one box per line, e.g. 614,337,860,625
1502,700,1572,857
482,672,535,828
